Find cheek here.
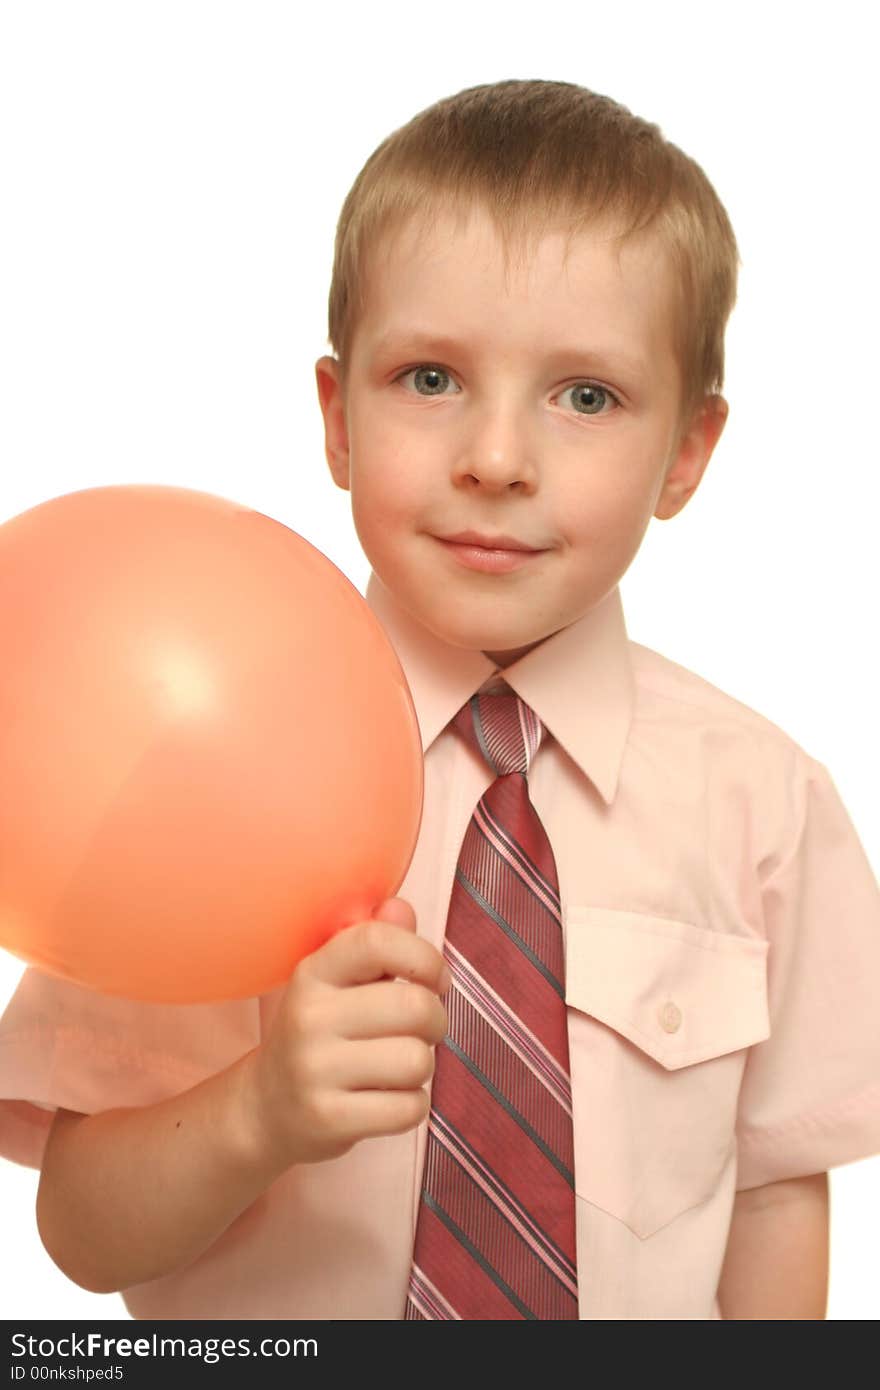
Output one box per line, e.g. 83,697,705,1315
349,403,426,514
349,441,425,533
558,469,650,547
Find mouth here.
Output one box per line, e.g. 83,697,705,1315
438,530,546,553
433,534,547,574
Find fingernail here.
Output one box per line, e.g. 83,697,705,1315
440,966,452,994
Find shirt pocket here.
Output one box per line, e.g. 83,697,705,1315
563,905,770,1240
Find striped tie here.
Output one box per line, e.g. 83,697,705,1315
405,687,578,1320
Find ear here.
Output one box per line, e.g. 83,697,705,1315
314,355,351,491
654,395,729,521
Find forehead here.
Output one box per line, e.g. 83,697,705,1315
355,204,678,364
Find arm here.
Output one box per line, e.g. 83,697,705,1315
36,904,448,1295
717,1171,829,1319
36,1049,286,1294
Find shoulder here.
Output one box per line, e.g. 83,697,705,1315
622,642,851,893
627,638,812,770
623,640,826,839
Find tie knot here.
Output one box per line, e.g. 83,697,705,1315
451,688,546,778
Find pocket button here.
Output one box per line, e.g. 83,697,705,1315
658,1000,682,1033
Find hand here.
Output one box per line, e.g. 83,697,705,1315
242,897,450,1170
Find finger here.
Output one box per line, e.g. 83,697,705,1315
341,1036,438,1092
306,918,450,994
370,896,417,933
328,1087,431,1145
336,980,448,1044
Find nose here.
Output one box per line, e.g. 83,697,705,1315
451,393,538,492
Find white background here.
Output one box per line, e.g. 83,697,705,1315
0,0,877,1321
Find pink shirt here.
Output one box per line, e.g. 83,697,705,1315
1,572,879,1319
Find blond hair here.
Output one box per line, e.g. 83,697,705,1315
326,79,741,436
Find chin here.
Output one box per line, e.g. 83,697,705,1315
424,616,500,652
454,631,537,660
395,581,535,655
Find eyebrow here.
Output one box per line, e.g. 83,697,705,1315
371,330,647,380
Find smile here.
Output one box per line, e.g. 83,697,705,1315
434,538,544,574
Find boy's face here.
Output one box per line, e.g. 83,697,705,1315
315,205,727,666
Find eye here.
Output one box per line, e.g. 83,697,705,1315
394,364,460,397
558,381,621,417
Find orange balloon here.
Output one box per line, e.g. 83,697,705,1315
0,485,423,1004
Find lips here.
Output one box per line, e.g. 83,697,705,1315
440,530,543,552
434,535,545,575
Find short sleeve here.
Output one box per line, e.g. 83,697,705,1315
735,748,880,1190
0,966,260,1170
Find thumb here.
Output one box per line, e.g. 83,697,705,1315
370,895,417,933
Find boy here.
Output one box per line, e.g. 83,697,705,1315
1,78,879,1320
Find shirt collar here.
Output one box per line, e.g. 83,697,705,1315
365,571,635,806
